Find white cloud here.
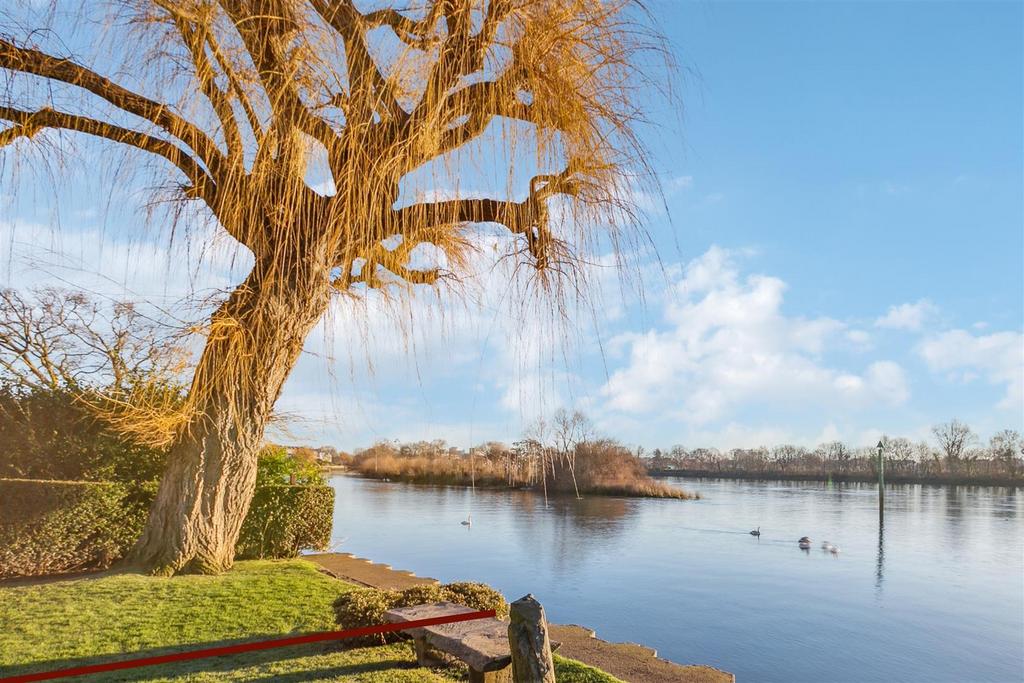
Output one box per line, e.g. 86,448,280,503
272,223,622,444
625,174,694,215
0,218,247,303
918,329,1024,410
845,329,873,349
864,360,910,405
599,247,910,427
668,175,693,191
6,208,1016,450
875,299,938,331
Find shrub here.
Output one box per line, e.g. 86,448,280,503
444,582,510,618
333,582,509,644
256,445,325,486
0,479,334,577
0,479,146,577
395,583,449,609
0,386,167,484
235,485,335,560
333,589,405,644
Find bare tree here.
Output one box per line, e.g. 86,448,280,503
0,288,185,481
552,408,590,498
0,288,185,397
990,430,1022,471
818,440,851,472
0,1,665,573
932,419,977,468
881,435,914,463
524,415,553,504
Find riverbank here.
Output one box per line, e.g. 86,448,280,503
648,469,1024,487
310,552,733,683
355,471,698,499
0,559,626,682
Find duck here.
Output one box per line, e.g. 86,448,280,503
798,536,812,549
749,527,761,536
821,541,834,551
460,514,472,526
829,545,841,555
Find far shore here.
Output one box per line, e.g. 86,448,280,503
648,469,1024,488
344,470,699,499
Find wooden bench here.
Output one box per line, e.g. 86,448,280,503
385,601,558,683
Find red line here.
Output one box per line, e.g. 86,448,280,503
0,610,496,683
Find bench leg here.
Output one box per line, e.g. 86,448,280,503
413,638,444,668
469,666,512,683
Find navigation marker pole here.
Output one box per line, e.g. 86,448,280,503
876,440,885,521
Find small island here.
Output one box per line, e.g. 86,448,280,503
345,410,698,500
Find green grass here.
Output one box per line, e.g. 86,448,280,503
0,559,619,682
553,656,625,683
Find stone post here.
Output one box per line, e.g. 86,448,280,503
507,594,556,683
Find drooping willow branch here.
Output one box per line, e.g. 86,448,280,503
1,0,661,295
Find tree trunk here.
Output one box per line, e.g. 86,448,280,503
125,257,331,575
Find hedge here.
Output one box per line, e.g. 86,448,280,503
235,485,335,560
0,479,145,577
0,479,334,577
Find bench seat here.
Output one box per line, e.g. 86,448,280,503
384,601,512,682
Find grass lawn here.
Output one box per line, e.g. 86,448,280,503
0,559,620,682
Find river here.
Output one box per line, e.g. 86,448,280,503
326,474,1023,682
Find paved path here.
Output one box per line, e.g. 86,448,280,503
309,552,439,590
307,553,733,683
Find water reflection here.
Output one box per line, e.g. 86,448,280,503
498,492,637,573
875,517,885,594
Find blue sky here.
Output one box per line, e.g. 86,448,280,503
1,1,1021,451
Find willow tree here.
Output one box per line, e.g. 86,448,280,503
0,0,664,574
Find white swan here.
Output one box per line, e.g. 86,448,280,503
461,514,472,526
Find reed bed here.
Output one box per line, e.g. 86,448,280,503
353,440,698,500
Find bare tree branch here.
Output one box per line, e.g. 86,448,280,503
215,0,340,152
0,104,217,205
310,0,408,127
0,38,226,175
164,9,244,161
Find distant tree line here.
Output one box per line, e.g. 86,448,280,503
641,420,1023,485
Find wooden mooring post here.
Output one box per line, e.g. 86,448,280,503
508,594,556,683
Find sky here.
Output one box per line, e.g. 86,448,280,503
1,1,1021,452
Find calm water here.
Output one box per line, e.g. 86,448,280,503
326,474,1024,682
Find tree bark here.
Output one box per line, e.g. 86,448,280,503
125,255,331,575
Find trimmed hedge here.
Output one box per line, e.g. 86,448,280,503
0,479,146,577
235,485,335,560
0,479,334,577
333,582,509,645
